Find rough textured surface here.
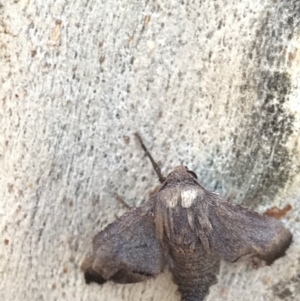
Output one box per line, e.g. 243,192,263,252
1,0,300,300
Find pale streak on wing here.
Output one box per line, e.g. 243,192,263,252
162,189,180,208
181,189,198,208
155,192,173,242
166,207,174,240
196,216,211,252
154,198,165,242
187,208,195,231
194,198,213,252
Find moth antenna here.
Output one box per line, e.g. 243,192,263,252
114,193,132,209
134,133,166,183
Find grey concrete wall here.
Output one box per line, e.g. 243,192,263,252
1,0,300,300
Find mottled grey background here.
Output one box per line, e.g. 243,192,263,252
1,0,300,300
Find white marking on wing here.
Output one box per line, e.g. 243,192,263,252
181,189,198,208
166,190,180,208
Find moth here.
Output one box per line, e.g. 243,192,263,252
83,134,292,301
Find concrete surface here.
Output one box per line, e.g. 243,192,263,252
1,0,300,300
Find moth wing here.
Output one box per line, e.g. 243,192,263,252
82,254,107,285
84,202,164,285
195,192,292,265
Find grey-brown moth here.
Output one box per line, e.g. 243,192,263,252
83,134,292,301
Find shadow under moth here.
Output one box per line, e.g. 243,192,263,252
83,134,292,301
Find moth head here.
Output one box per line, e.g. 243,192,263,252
166,165,198,181
185,167,198,179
